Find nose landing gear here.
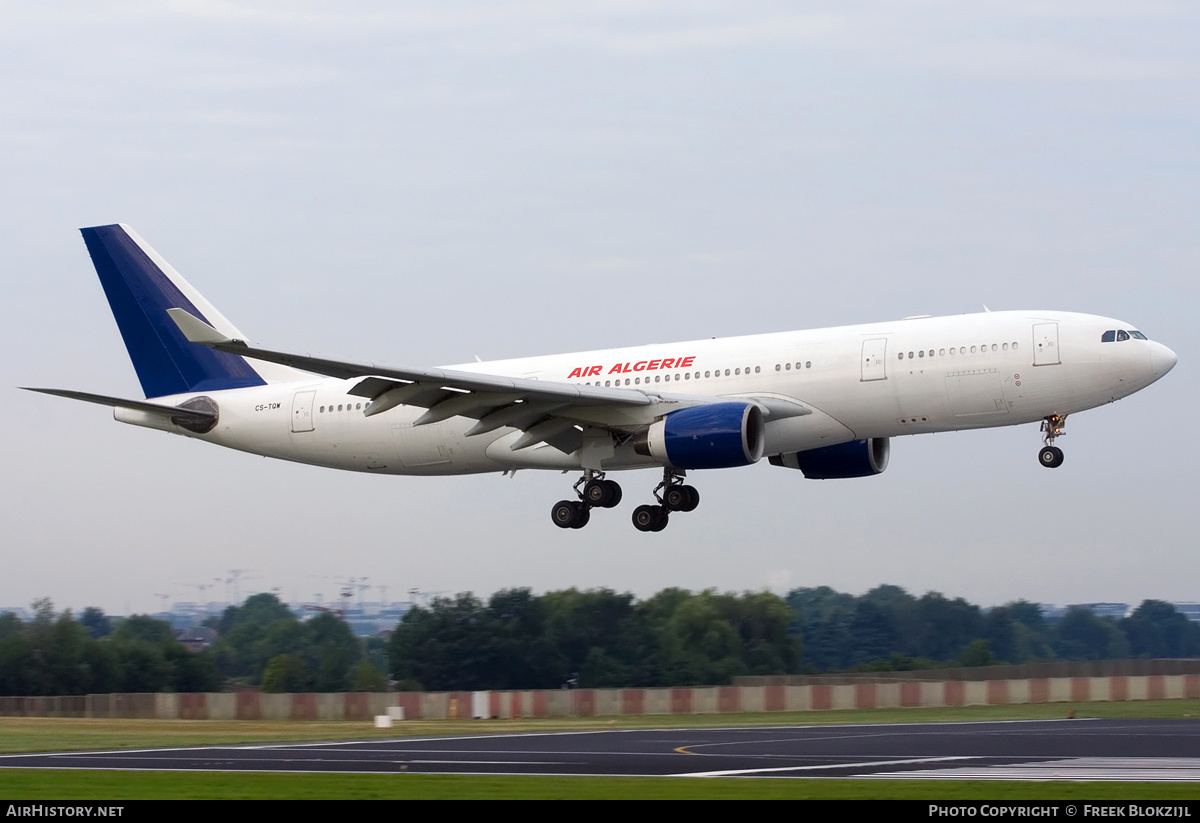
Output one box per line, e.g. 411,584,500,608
1038,414,1067,468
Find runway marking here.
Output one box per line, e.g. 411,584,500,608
16,753,564,767
866,757,1200,782
672,756,975,777
0,745,249,758
234,728,626,750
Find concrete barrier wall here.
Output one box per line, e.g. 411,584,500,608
1,674,1197,720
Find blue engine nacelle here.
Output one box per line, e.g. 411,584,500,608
634,402,765,469
768,438,890,479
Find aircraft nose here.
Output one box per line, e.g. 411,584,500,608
1150,342,1178,377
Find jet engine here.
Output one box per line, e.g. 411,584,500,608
634,402,765,469
769,437,890,479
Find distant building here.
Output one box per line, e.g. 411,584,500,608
175,626,217,652
1038,603,1065,622
1075,603,1131,620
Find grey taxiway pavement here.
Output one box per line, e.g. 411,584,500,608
2,719,1200,780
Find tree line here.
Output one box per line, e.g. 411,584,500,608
2,586,1197,696
0,599,218,695
387,587,800,691
787,585,1200,672
0,594,386,697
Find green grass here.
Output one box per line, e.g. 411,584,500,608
2,772,1199,800
0,701,1197,799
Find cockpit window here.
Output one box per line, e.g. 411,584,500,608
1102,329,1147,343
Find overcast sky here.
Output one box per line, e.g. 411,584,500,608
2,1,1196,616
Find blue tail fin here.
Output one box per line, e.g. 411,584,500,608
81,224,268,399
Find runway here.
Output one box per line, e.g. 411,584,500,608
2,719,1199,780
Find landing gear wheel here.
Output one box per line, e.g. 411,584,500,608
603,480,623,508
551,500,590,529
664,484,700,512
650,507,669,532
583,479,611,507
1038,446,1064,468
678,484,699,512
570,504,591,529
663,486,688,511
632,504,668,532
582,479,623,509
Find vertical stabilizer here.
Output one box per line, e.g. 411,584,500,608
81,224,273,398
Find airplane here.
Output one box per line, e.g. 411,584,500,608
25,224,1177,532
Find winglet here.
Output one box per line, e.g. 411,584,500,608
167,308,237,346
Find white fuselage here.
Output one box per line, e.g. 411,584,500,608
119,310,1173,476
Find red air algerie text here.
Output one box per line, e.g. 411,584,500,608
567,356,696,380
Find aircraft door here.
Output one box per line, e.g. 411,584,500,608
291,390,315,432
1033,323,1061,366
861,338,888,381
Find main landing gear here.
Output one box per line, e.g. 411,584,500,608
551,470,622,530
1038,414,1067,468
549,468,702,532
631,469,700,533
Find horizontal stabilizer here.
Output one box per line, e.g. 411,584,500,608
21,387,217,424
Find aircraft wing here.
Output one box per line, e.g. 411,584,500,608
168,308,688,454
169,309,811,455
